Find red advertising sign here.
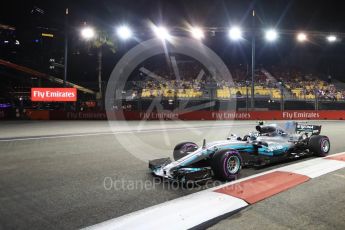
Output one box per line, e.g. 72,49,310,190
25,110,345,120
31,88,77,102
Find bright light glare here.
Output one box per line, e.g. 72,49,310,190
228,27,242,40
265,29,278,41
297,33,307,42
190,27,204,40
81,27,95,40
153,26,171,40
116,26,133,40
327,35,337,42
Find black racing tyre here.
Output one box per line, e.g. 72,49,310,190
173,142,198,161
308,135,330,157
211,149,242,181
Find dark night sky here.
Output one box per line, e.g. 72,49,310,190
2,0,345,31
2,0,345,85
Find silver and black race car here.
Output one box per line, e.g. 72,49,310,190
149,121,330,183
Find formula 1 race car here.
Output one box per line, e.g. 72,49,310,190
149,121,330,183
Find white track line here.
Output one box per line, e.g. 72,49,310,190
0,132,115,142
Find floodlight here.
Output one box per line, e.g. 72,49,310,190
327,35,337,43
116,26,133,40
81,27,95,40
229,26,242,40
265,29,278,42
297,32,307,42
153,26,171,40
190,27,204,40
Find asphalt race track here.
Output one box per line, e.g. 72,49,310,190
0,120,345,230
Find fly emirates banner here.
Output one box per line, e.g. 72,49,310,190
31,88,77,102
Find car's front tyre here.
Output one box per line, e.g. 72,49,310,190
211,149,242,181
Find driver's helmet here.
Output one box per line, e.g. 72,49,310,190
256,125,278,137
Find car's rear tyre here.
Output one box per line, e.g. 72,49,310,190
173,142,198,161
308,135,330,157
211,149,242,181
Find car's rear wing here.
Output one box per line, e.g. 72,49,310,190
295,123,322,135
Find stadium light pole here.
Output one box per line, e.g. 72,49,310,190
246,80,250,112
251,9,256,110
64,8,68,88
63,8,69,111
279,82,284,111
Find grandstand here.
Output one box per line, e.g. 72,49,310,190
132,64,345,101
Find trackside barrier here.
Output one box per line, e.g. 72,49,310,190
25,110,50,120
25,110,345,120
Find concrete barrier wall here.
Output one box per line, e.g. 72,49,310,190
0,109,16,120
